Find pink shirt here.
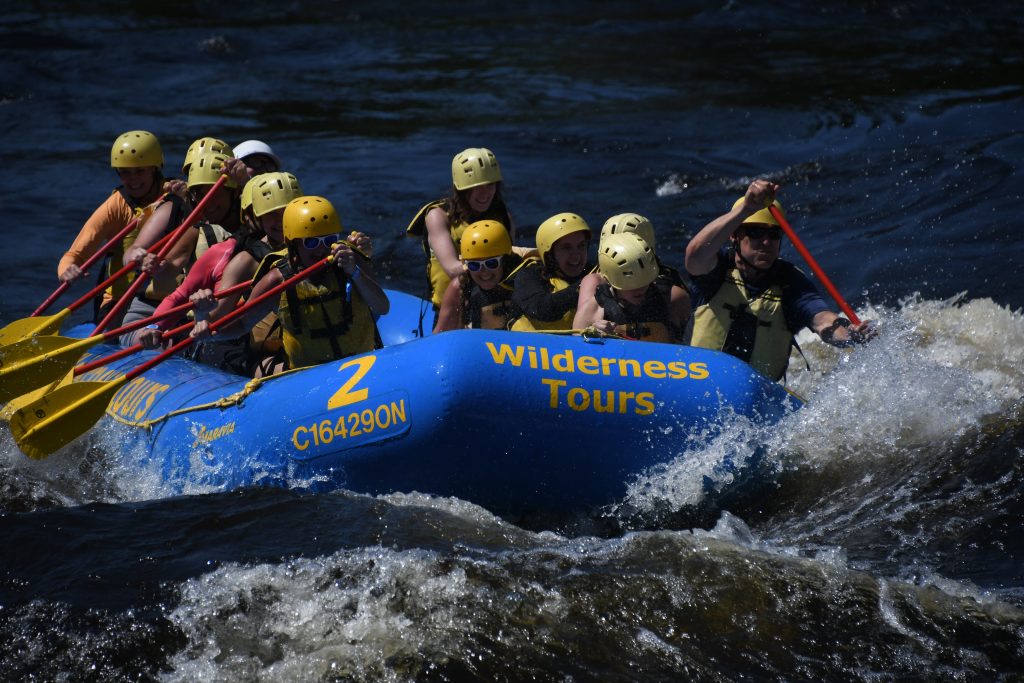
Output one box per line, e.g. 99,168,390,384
153,238,237,330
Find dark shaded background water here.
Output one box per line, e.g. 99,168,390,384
2,2,1023,680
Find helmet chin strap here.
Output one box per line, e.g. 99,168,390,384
731,238,774,274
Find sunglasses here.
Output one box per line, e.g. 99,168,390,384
465,257,501,272
743,226,783,241
301,233,340,250
244,154,277,172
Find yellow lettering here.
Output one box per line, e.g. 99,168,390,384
552,349,574,373
577,356,599,375
541,377,566,408
540,346,550,370
123,379,152,417
635,392,655,415
567,387,590,411
292,425,310,450
391,399,406,423
601,357,616,374
667,361,689,379
617,358,642,378
327,355,376,409
593,390,615,413
375,403,391,428
484,342,524,367
688,362,709,380
643,360,666,379
135,383,168,419
618,391,636,413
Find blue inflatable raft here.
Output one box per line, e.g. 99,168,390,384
59,290,800,514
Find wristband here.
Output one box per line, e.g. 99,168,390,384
821,317,855,346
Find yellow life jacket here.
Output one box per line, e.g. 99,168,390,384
690,265,793,380
406,198,512,308
105,187,159,302
277,262,378,370
507,258,579,332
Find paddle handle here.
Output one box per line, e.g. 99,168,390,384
94,175,229,333
770,205,861,326
75,321,195,376
74,280,254,375
101,280,252,340
122,257,331,382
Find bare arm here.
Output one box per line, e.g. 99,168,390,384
668,284,692,342
191,268,283,341
331,240,390,316
425,206,464,279
433,277,464,333
123,200,175,266
571,272,607,330
685,179,778,276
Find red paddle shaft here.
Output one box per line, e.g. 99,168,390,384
769,205,861,326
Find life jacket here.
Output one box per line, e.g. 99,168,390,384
239,237,282,356
508,258,587,332
594,282,676,343
103,186,160,300
406,198,513,308
276,259,380,369
193,221,233,262
690,261,796,380
460,258,520,329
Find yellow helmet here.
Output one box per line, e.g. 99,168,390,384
598,233,659,290
240,176,257,219
460,220,512,260
110,130,163,168
252,172,303,217
600,213,656,251
535,212,591,263
731,197,785,227
187,151,238,189
451,147,502,190
183,137,232,174
283,196,342,241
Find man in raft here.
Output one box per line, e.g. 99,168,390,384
685,179,874,381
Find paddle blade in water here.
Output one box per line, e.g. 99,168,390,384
10,379,124,460
0,335,100,404
0,370,75,422
0,309,70,346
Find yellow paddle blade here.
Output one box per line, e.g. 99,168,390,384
0,308,70,346
0,370,75,422
10,378,126,460
0,334,102,404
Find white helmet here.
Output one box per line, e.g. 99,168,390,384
233,139,281,167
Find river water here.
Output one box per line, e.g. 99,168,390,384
2,2,1023,681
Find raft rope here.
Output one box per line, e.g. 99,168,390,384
118,365,308,430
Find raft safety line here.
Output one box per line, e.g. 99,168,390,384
105,365,308,429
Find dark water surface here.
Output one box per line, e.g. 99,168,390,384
2,2,1023,680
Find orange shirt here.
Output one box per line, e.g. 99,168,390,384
58,190,136,277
